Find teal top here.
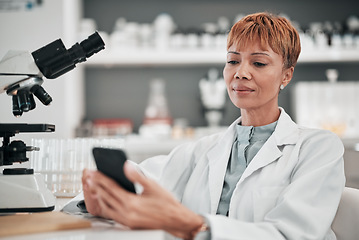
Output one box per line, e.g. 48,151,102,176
216,121,278,216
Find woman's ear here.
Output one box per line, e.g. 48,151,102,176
282,67,294,87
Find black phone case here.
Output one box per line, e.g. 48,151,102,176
92,147,136,193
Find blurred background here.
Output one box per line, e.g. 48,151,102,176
1,0,359,195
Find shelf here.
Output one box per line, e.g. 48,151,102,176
86,48,227,67
298,49,359,63
85,48,359,67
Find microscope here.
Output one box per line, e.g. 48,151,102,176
0,32,105,212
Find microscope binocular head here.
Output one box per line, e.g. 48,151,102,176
0,32,105,117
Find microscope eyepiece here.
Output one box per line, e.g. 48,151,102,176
31,31,105,79
67,32,105,63
80,32,105,58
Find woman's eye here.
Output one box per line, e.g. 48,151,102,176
254,62,267,67
227,60,238,65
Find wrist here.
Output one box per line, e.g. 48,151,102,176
190,216,210,240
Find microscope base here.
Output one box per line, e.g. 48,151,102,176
0,173,55,213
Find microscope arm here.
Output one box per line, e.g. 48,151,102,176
0,51,49,116
0,51,43,94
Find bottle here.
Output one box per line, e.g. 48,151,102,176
144,79,170,120
140,79,172,138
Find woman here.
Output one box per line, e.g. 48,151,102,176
82,12,345,240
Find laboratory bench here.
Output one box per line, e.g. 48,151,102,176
1,226,170,240
0,197,172,240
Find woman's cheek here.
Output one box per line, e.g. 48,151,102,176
223,69,232,86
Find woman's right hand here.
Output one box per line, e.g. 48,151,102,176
81,164,204,240
82,169,102,216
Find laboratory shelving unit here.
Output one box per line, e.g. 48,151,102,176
77,0,359,135
85,48,359,67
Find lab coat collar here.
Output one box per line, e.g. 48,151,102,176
273,107,300,145
214,107,299,146
207,107,299,213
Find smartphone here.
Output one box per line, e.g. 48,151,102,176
92,147,136,193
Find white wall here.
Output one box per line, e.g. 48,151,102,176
0,0,84,143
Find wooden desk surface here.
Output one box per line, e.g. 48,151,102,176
0,197,171,240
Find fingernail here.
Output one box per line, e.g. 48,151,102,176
86,178,92,187
124,161,135,172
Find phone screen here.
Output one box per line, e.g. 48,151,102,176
92,147,136,193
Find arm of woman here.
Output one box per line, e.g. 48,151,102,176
83,162,204,240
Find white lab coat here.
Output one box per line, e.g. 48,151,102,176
138,108,345,240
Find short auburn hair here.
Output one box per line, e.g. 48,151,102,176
227,12,301,69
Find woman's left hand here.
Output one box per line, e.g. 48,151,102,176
86,161,203,239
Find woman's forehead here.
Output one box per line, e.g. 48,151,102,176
228,40,274,53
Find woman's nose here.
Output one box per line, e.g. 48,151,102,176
234,64,251,80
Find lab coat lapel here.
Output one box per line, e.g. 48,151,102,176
206,108,299,214
240,136,282,181
240,108,299,182
207,120,238,214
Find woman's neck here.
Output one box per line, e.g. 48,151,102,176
240,107,280,127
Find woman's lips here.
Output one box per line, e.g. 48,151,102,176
233,86,255,93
